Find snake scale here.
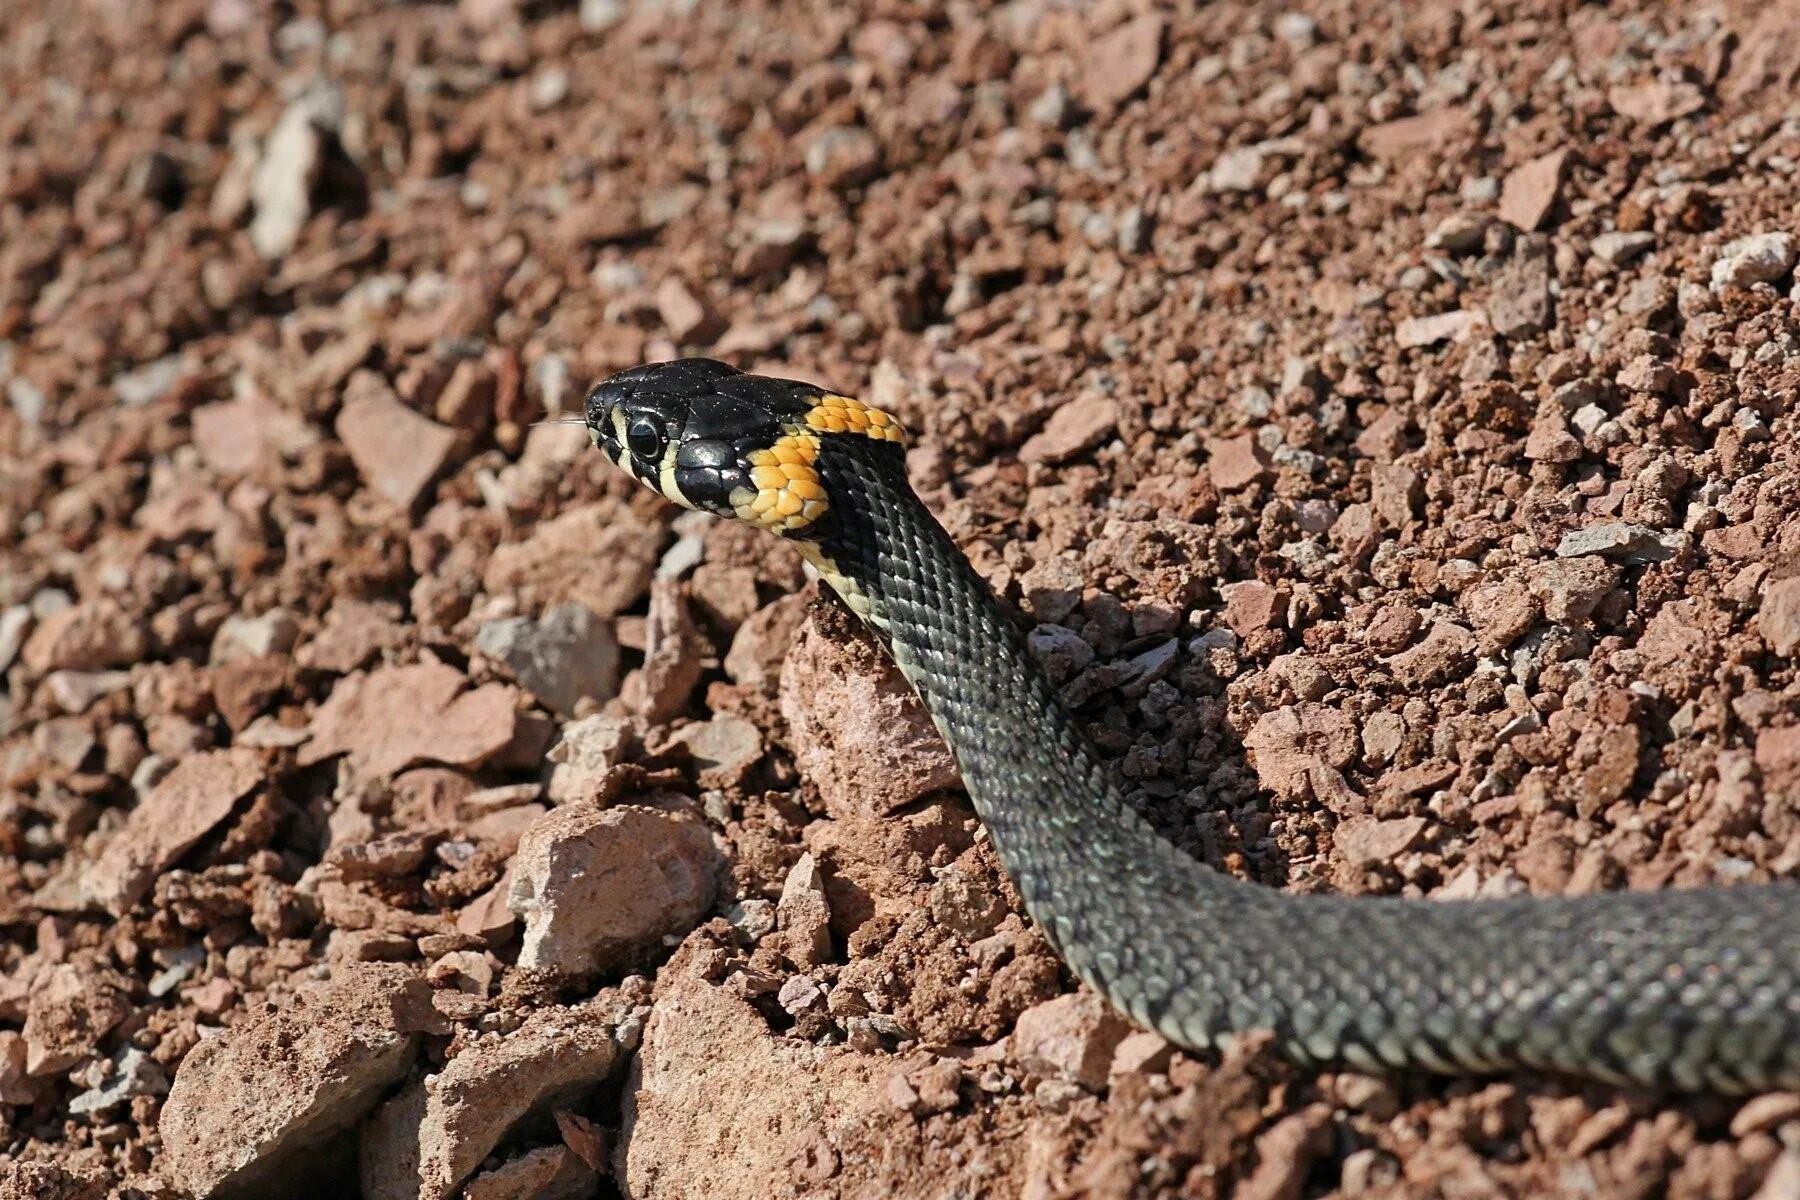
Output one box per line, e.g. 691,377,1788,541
585,356,1800,1093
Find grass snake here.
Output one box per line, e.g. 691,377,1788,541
584,356,1799,1093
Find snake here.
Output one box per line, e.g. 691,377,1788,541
583,356,1799,1093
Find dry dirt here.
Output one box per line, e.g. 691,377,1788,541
3,0,1800,1197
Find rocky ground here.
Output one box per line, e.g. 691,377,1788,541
3,0,1800,1196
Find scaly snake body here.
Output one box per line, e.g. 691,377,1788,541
586,357,1800,1092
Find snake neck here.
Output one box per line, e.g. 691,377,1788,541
804,438,1189,944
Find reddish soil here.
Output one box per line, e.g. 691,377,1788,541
3,0,1799,1197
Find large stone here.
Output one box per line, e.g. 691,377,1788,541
778,616,960,817
508,805,722,978
1010,993,1131,1092
161,963,431,1199
618,944,884,1199
1358,109,1474,161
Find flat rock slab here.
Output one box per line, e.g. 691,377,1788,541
335,386,458,510
161,963,432,1199
360,994,639,1200
81,748,265,916
483,503,662,621
299,659,520,780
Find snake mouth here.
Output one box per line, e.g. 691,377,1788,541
668,440,753,515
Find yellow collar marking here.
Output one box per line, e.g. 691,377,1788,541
805,394,907,443
726,395,905,535
732,430,827,533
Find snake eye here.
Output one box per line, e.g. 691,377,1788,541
626,417,665,462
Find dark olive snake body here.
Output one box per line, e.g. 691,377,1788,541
588,357,1800,1093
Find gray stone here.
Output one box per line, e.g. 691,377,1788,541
113,356,189,407
67,1047,170,1115
212,608,301,664
1554,522,1675,563
545,713,637,805
1591,231,1655,265
674,714,763,789
0,606,31,673
1711,232,1796,290
725,899,777,941
1570,403,1610,438
1026,624,1095,682
477,603,620,717
1487,238,1553,337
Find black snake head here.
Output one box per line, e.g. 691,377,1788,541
584,357,907,537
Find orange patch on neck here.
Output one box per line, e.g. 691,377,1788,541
733,431,828,532
805,394,907,444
